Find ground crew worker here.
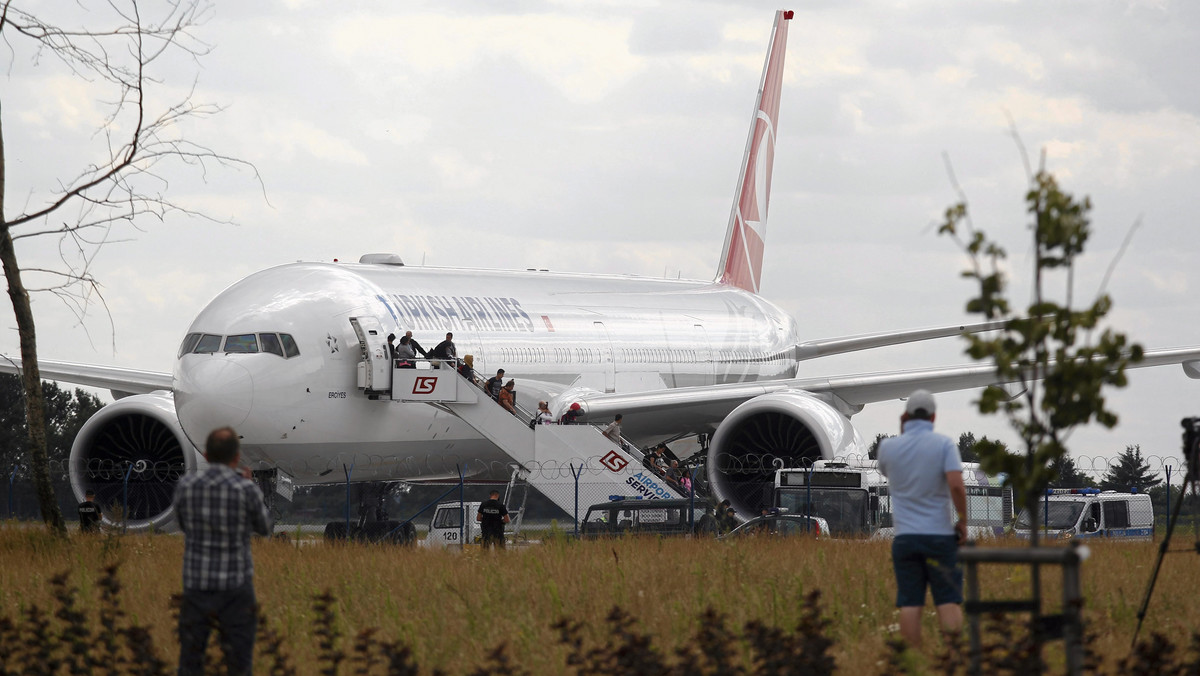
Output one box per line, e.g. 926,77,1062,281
77,490,102,533
476,489,510,550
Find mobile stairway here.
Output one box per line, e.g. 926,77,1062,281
349,317,692,524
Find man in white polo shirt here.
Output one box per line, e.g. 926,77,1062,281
877,389,968,648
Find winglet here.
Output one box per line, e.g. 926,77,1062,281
716,9,791,294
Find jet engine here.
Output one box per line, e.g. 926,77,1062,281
707,390,864,518
70,393,201,532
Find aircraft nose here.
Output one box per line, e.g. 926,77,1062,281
175,358,254,436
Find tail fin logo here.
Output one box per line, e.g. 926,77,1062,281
718,10,791,294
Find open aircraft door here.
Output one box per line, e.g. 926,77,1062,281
350,316,391,395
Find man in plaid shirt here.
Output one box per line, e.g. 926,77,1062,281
173,426,271,675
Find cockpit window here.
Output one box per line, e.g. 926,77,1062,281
194,334,223,354
260,333,284,357
178,333,201,358
280,333,300,358
186,332,298,358
224,334,259,353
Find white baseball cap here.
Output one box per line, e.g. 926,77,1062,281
905,389,937,416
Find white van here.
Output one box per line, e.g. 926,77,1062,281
420,501,484,549
1014,489,1154,540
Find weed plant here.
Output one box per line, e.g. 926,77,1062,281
2,527,1200,673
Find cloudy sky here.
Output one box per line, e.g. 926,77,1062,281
4,0,1198,481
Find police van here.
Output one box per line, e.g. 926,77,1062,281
1013,488,1154,540
580,498,697,538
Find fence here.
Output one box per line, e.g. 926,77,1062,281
6,454,1197,539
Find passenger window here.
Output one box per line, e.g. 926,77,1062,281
280,334,300,358
1102,500,1130,529
178,333,201,358
260,333,284,357
224,334,259,353
194,334,223,354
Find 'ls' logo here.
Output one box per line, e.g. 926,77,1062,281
600,451,628,472
412,377,438,395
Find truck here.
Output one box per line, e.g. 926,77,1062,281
773,459,1013,538
1013,488,1154,540
419,501,484,549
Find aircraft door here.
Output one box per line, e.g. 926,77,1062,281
349,316,391,394
594,321,616,393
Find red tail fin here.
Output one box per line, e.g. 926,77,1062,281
717,10,792,294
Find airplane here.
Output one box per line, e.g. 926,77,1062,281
4,10,1200,532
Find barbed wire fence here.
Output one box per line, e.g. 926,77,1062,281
4,453,1197,536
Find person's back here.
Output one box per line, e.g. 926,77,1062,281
173,426,272,675
175,464,271,589
875,389,967,649
77,493,102,533
877,419,960,536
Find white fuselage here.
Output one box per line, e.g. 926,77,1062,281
171,262,801,483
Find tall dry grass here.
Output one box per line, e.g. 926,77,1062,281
1,525,1197,673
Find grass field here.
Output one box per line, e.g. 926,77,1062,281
1,526,1197,673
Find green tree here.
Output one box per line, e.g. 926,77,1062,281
0,374,104,480
1048,455,1097,489
867,433,891,460
1099,445,1161,493
939,166,1142,534
957,433,981,463
0,2,252,534
939,160,1144,663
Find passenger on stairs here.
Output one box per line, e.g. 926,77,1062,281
429,332,456,363
602,414,625,447
498,380,517,414
560,402,584,424
534,401,554,425
394,335,417,367
405,331,428,358
665,460,683,489
458,355,476,383
484,369,505,400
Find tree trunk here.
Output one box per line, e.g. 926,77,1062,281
0,103,68,536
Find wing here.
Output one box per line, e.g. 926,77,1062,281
572,346,1200,441
0,357,173,397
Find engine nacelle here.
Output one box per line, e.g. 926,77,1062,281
707,390,864,518
70,392,202,532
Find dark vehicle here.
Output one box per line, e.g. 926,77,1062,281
581,498,698,538
718,513,827,540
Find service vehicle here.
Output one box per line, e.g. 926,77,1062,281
1013,488,1154,540
773,459,1013,538
421,501,486,549
580,498,700,538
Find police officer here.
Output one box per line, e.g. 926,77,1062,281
78,490,102,533
476,489,510,550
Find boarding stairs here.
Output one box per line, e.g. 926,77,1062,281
347,315,690,521
391,362,690,519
